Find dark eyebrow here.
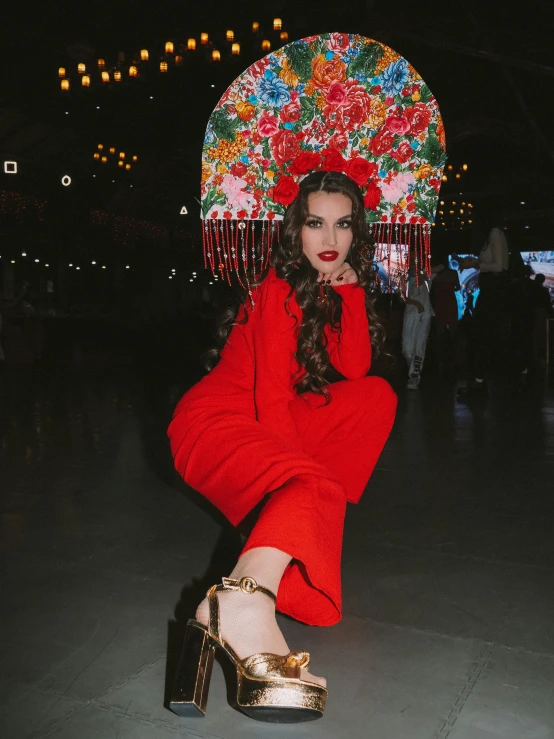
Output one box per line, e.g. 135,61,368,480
306,213,352,220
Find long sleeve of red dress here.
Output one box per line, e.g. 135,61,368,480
325,283,372,379
251,272,302,448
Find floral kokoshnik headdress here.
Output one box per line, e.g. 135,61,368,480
201,32,446,294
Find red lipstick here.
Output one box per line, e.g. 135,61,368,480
317,251,339,261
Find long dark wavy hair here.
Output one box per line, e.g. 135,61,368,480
205,171,385,401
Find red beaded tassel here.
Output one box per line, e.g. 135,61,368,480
202,224,208,270
424,224,431,277
386,223,392,290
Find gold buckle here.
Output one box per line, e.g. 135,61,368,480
239,576,258,593
221,576,259,594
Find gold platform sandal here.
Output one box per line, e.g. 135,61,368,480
170,576,328,723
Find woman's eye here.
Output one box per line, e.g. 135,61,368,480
337,221,352,229
305,219,322,228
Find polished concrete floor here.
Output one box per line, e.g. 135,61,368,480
1,328,554,738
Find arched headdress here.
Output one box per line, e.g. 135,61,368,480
201,32,446,294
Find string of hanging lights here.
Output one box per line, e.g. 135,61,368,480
57,18,287,92
438,163,474,230
93,145,139,171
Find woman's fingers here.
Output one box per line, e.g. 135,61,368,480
318,262,357,285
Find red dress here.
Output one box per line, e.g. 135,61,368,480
168,269,397,626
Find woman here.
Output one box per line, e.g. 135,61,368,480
168,172,397,722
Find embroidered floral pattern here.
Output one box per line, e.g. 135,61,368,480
201,33,446,225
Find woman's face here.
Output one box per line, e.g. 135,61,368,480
301,191,354,274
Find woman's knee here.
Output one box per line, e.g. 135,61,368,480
341,376,397,417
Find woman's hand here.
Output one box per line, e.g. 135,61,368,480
317,262,358,286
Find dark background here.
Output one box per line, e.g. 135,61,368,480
1,0,553,317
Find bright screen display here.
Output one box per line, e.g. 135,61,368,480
448,253,479,319
521,251,554,295
373,243,409,293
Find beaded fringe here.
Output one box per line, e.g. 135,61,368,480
202,220,432,298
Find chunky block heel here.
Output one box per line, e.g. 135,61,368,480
170,622,216,716
170,576,327,722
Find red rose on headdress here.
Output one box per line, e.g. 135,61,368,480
325,80,371,132
258,111,280,137
363,181,382,211
223,211,232,220
326,81,348,106
329,131,348,150
237,209,247,219
344,100,368,128
326,33,350,52
407,202,417,213
405,103,432,135
271,129,301,167
385,114,410,135
271,175,300,205
321,147,347,172
392,141,413,164
345,157,378,186
289,151,321,176
230,162,247,177
312,53,347,91
280,100,302,123
370,128,395,156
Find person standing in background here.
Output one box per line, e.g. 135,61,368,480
430,249,460,378
533,273,553,364
402,260,434,390
456,223,510,394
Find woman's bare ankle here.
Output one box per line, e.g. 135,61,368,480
194,588,326,688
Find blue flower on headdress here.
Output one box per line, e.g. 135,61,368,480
381,59,408,96
256,71,291,107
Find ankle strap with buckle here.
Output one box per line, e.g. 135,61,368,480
206,577,277,642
